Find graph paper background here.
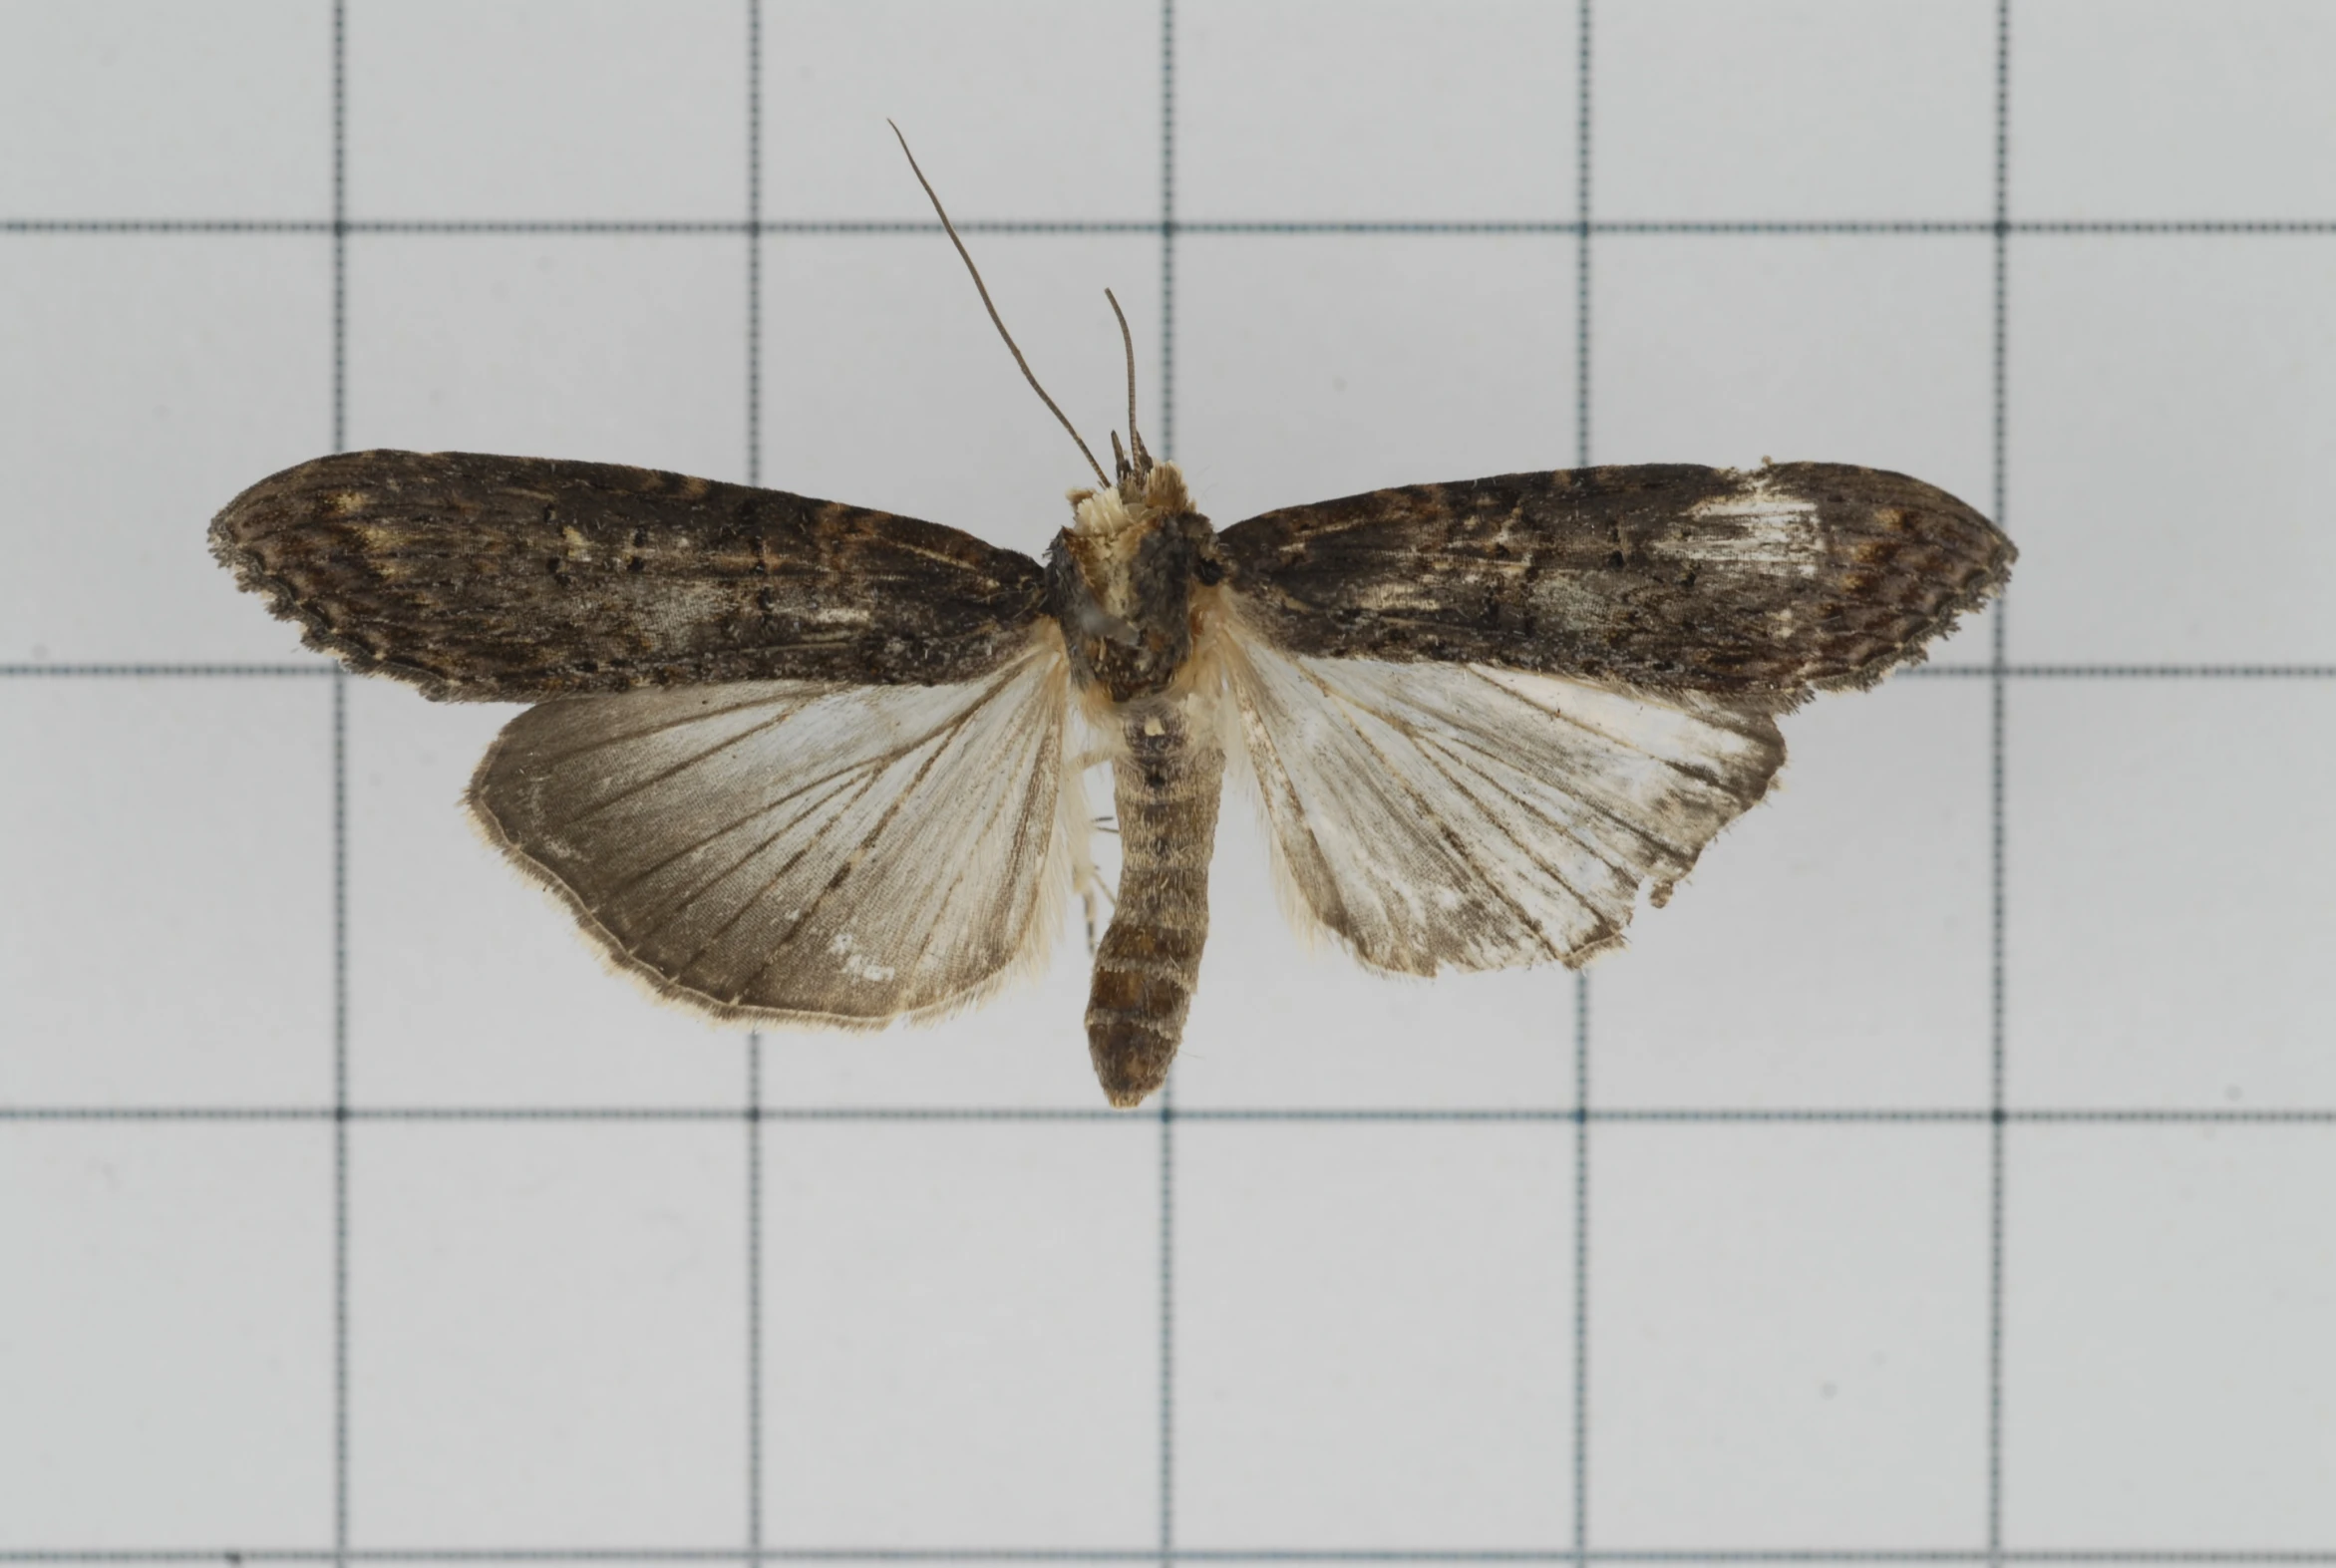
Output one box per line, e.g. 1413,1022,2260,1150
4,0,2335,1555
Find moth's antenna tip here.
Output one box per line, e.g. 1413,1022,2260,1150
892,121,1109,490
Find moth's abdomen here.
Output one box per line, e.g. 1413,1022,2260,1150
1088,698,1226,1108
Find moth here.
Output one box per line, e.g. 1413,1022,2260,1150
210,134,2013,1107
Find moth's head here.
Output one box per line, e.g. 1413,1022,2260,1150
1067,459,1191,544
1047,460,1221,702
1060,459,1204,627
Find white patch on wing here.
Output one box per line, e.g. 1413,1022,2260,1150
1673,475,1826,575
1217,602,1786,976
468,626,1079,1027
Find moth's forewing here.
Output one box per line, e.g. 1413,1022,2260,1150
1216,462,2013,706
466,625,1080,1027
210,449,1049,701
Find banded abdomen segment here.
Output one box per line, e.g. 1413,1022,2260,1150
1087,697,1227,1107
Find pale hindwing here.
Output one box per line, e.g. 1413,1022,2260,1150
468,629,1077,1025
1218,621,1787,975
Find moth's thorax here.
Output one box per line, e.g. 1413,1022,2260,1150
1045,460,1225,704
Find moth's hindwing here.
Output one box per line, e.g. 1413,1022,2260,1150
210,450,1050,700
468,625,1078,1026
1217,599,1786,975
1216,462,2013,707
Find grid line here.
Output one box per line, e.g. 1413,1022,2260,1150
1569,1,1595,1560
1987,0,2012,1553
5,1105,2333,1126
12,217,2336,235
746,0,763,491
744,4,766,1556
1157,0,1178,466
0,663,339,677
1158,1089,1176,1558
7,1553,2336,1565
746,1036,765,1556
327,5,351,1559
1157,7,1179,1556
331,667,350,1565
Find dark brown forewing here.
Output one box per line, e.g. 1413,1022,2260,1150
211,450,1048,699
1216,463,2014,708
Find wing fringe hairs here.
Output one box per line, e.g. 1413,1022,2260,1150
466,625,1086,1030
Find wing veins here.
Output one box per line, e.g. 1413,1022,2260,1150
640,661,1028,983
1307,666,1658,894
660,763,901,994
1317,664,1699,865
593,768,871,943
522,687,824,772
1290,661,1573,963
587,750,885,913
1460,666,1765,788
560,700,820,826
865,534,1028,580
1374,710,1623,937
586,664,1028,915
885,684,1059,990
729,694,998,1000
1407,728,1667,893
1412,724,1700,869
1222,645,1359,935
1226,501,1467,548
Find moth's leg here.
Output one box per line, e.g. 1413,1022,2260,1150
1063,744,1119,960
1079,816,1120,961
1078,865,1119,960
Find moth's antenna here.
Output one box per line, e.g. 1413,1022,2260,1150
1105,287,1152,485
888,121,1109,488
